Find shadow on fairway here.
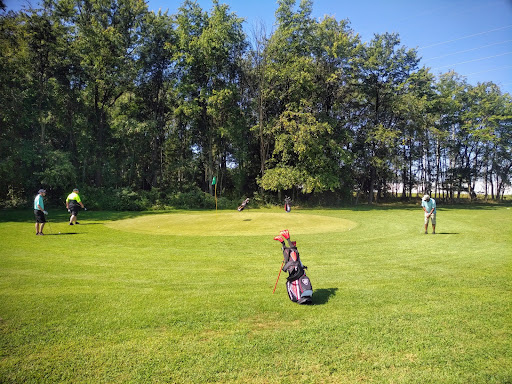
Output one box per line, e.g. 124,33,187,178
46,232,81,236
436,232,460,235
313,288,338,305
0,209,159,223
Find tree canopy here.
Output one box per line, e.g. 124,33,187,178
1,0,511,208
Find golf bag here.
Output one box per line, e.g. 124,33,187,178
238,198,250,211
274,230,313,304
284,196,291,212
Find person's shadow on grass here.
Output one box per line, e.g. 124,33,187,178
313,288,338,305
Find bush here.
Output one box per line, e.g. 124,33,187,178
165,188,238,210
77,186,240,211
1,187,28,209
77,187,144,211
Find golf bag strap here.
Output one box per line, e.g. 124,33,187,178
286,265,305,282
283,260,297,272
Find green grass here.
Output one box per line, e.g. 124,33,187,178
0,205,510,383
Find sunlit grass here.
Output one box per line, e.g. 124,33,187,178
105,210,357,236
0,205,510,383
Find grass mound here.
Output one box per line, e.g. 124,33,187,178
106,210,357,236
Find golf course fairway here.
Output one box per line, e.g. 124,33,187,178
106,210,357,236
0,206,510,383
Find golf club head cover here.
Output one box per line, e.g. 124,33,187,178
280,229,295,248
273,235,285,244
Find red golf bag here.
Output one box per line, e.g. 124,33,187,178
274,230,313,304
284,196,292,212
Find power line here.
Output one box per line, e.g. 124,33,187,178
430,51,512,70
464,65,512,76
418,25,512,50
423,40,512,61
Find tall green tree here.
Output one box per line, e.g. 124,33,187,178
462,82,512,199
71,0,147,186
258,0,352,196
394,68,436,199
0,4,79,201
352,32,420,203
260,102,342,193
0,10,34,201
174,0,246,195
110,10,176,190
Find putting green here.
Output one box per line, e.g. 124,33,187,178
106,211,357,236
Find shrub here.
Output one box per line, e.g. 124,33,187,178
77,186,240,211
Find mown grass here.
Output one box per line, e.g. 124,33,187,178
0,205,510,383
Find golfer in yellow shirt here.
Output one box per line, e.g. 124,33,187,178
66,188,85,225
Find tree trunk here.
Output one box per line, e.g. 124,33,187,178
368,166,375,204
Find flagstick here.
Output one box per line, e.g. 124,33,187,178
212,176,217,212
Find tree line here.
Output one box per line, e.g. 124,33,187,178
1,0,511,209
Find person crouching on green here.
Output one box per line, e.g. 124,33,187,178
421,194,436,234
66,188,85,225
34,189,48,235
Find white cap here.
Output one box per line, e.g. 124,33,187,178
422,194,430,201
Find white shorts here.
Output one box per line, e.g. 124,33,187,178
424,212,436,225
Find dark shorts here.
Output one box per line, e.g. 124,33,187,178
69,205,79,216
34,210,46,223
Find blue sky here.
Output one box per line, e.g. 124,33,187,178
4,0,512,94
